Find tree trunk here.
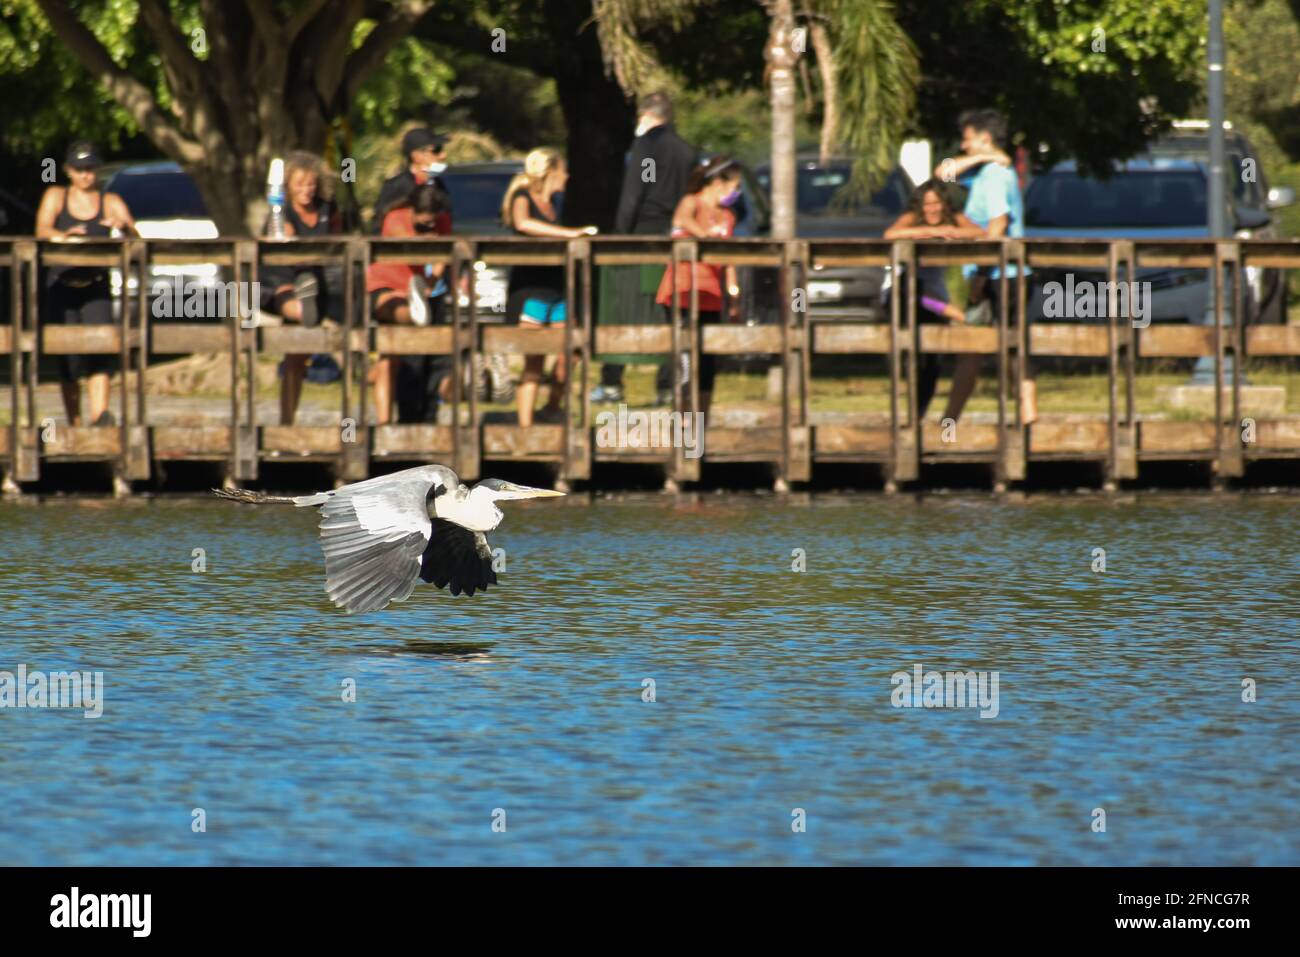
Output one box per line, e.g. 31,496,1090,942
547,0,636,232
554,70,636,232
809,21,838,165
768,0,800,241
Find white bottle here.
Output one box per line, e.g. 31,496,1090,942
266,157,286,239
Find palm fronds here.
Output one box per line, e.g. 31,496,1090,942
590,0,698,94
817,0,919,195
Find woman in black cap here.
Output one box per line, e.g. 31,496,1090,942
34,141,135,426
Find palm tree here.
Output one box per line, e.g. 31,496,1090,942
766,0,799,239
594,0,919,237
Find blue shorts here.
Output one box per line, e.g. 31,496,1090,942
520,298,566,325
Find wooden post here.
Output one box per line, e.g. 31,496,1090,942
562,237,591,483
14,240,39,483
780,239,811,484
1107,241,1138,484
5,242,36,487
230,240,258,481
889,240,918,483
451,239,480,482
1217,241,1244,478
997,240,1026,484
339,237,370,481
669,238,701,484
121,240,150,483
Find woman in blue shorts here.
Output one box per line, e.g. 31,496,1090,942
502,148,598,427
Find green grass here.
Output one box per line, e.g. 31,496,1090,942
7,356,1300,427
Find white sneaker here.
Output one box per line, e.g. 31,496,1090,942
408,276,429,326
964,299,993,325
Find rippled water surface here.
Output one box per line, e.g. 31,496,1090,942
1,492,1297,865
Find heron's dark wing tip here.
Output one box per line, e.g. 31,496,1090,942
420,521,497,597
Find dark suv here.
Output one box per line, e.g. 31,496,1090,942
1148,124,1294,323
1023,126,1295,324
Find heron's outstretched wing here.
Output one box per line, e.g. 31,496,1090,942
297,465,457,614
419,520,497,596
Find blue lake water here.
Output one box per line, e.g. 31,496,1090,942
1,492,1297,865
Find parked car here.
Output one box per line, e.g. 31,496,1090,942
1149,122,1294,323
438,161,522,317
104,161,223,317
754,156,911,320
1024,126,1295,324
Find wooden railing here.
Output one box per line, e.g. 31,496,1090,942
2,235,1298,491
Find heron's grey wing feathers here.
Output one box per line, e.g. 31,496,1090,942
293,463,457,508
419,521,497,596
309,473,449,613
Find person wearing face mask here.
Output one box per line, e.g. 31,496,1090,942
594,92,698,406
372,127,451,233
654,154,745,417
502,148,599,427
365,183,453,425
34,140,136,427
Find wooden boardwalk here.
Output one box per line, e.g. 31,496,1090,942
3,235,1299,493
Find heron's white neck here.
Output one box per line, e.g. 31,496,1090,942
433,484,502,532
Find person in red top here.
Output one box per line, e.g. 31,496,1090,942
655,154,744,415
365,183,451,425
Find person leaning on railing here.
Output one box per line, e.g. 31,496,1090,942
933,108,1035,425
883,179,987,422
653,154,744,418
501,148,598,428
34,141,136,428
365,182,453,426
259,151,342,426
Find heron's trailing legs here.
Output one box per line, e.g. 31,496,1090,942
211,487,298,505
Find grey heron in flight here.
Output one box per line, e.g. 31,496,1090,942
213,464,563,614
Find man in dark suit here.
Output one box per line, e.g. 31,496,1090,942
594,92,698,404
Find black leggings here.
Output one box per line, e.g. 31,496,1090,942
46,280,116,382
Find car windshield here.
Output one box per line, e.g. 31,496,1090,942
439,172,517,223
758,166,905,217
1026,170,1209,228
107,170,209,220
1151,142,1259,205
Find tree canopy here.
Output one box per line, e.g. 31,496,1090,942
0,0,1287,234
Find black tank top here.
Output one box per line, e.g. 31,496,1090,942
283,198,335,237
506,188,565,294
48,188,112,287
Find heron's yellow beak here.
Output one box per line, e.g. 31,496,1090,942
499,483,565,500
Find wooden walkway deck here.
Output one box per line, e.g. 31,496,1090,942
3,235,1299,493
